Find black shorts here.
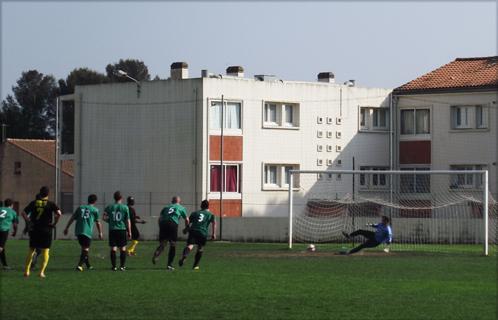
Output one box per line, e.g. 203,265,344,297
77,234,92,248
159,221,178,242
0,231,8,248
131,225,140,240
29,229,53,249
109,230,127,248
187,230,207,246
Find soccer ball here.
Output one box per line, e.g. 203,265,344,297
307,244,316,252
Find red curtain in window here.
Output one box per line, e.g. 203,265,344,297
210,165,221,192
225,166,238,192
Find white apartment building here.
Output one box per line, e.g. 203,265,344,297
71,63,392,220
393,56,498,200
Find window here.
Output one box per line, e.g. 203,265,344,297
210,164,241,193
450,165,485,189
317,116,323,124
326,117,333,124
210,101,242,131
359,107,389,131
400,167,430,193
317,131,323,138
317,145,323,152
451,105,488,129
14,161,21,175
326,131,333,138
359,166,389,189
401,109,430,135
263,102,299,128
263,163,299,190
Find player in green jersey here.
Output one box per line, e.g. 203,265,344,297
0,199,19,270
103,191,131,271
152,196,189,270
179,200,216,270
63,194,103,271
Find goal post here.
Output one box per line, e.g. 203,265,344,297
288,170,496,255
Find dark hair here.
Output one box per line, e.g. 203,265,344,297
200,200,209,210
113,191,122,202
39,186,49,198
127,196,135,206
88,194,97,204
4,199,13,207
382,216,390,224
172,196,180,204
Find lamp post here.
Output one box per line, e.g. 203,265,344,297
117,70,141,98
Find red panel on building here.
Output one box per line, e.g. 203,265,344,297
399,141,431,164
210,136,243,161
209,199,242,217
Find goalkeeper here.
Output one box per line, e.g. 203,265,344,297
342,216,392,254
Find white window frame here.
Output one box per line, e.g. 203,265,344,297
262,163,300,190
450,165,485,189
208,162,242,198
359,166,389,190
451,105,473,129
359,107,389,132
475,105,488,129
262,101,300,129
209,100,243,135
400,107,431,138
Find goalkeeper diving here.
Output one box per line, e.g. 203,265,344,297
342,215,392,254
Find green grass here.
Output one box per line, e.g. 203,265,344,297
0,240,496,320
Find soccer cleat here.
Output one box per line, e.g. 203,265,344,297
87,265,94,270
178,258,185,267
166,265,175,271
76,266,84,272
342,231,350,239
39,273,46,278
24,271,30,277
119,267,126,271
152,256,157,265
193,266,200,271
111,267,118,271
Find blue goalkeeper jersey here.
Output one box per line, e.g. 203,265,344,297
373,223,392,244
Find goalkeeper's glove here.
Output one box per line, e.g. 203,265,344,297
365,223,375,227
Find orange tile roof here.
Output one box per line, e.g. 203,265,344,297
7,139,74,177
394,56,498,94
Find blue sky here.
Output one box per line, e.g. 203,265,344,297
1,1,496,99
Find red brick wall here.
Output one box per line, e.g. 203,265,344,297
209,199,242,217
399,141,431,164
209,136,243,161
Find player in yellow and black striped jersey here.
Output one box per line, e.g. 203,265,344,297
21,186,61,278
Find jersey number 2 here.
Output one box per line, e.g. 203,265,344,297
0,210,6,218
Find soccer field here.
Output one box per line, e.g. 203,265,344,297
0,240,496,320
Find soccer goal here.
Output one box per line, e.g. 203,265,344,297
288,170,497,255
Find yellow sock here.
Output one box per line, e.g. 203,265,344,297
39,249,50,277
24,248,36,276
128,240,139,253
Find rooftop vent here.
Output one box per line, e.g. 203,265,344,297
254,74,278,81
344,79,356,87
317,72,335,83
170,62,188,80
226,66,244,77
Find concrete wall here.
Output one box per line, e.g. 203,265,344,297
74,79,204,214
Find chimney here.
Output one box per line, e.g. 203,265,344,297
170,62,188,80
317,72,335,83
226,66,244,77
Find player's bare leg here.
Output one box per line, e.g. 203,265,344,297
152,241,166,264
179,244,194,267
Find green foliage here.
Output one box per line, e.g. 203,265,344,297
106,59,151,83
1,241,496,320
0,70,58,139
59,68,108,95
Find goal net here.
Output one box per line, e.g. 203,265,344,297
288,170,497,255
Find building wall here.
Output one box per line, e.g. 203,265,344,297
74,79,204,215
0,142,73,213
396,91,498,198
202,77,392,217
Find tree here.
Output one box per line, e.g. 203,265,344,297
105,59,150,82
59,67,108,95
0,70,59,139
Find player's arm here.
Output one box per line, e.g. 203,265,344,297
386,226,393,244
102,208,109,222
51,208,62,228
21,208,31,235
125,209,131,239
12,221,18,237
96,221,103,239
63,215,76,235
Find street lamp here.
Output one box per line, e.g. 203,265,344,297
116,69,141,98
